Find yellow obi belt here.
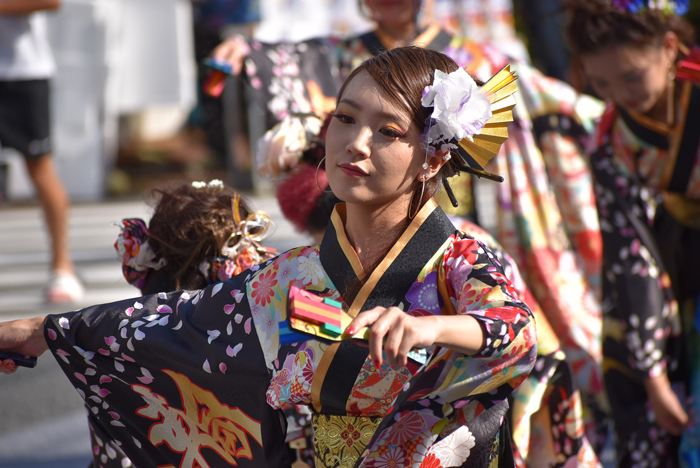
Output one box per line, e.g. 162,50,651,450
312,413,382,468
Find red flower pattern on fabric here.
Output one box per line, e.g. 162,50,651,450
251,269,278,306
266,368,290,406
451,240,480,265
460,283,478,306
386,411,425,446
419,453,444,468
341,422,362,448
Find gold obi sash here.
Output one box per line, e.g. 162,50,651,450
311,202,454,467
312,413,381,468
662,192,700,229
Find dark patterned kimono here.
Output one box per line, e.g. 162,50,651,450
591,62,700,466
45,201,536,468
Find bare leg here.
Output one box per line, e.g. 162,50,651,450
24,154,80,301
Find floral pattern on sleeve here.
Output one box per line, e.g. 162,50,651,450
358,233,536,467
445,237,534,359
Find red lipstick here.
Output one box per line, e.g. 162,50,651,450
339,163,368,177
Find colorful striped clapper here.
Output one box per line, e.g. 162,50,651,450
202,58,233,97
280,286,370,346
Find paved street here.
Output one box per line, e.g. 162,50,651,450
0,194,309,467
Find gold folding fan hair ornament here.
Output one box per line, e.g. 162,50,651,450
420,64,518,207
457,65,518,179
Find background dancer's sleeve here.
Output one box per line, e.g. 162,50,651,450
243,37,339,126
514,63,604,132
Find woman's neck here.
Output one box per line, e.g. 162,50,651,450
343,198,411,269
645,79,680,126
375,21,417,49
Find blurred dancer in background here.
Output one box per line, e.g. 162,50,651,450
0,0,84,303
190,0,260,171
566,1,698,466
426,0,532,65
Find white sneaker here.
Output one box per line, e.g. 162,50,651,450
46,270,85,304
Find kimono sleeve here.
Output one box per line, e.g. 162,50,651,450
44,273,291,468
438,236,537,404
243,37,339,126
514,62,604,133
356,237,536,467
592,144,682,380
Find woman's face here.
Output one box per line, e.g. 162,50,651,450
325,71,425,210
580,37,676,115
364,0,418,28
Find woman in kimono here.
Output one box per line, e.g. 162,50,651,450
565,0,698,465
267,116,601,467
0,47,536,468
91,180,277,468
216,0,605,408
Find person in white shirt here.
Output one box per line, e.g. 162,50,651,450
0,0,84,303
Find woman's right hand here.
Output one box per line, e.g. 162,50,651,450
209,35,250,76
644,373,689,436
0,316,48,374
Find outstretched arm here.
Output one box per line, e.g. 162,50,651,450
0,316,48,373
209,35,250,76
0,0,60,14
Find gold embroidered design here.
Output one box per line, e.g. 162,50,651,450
132,369,263,467
312,413,381,468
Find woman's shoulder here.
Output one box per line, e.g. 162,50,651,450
441,230,502,272
448,216,498,246
265,245,320,266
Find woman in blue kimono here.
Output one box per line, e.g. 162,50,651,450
0,47,536,468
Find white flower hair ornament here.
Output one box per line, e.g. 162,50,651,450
421,65,519,207
256,114,323,178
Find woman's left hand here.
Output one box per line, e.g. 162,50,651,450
346,307,440,369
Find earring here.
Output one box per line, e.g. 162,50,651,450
667,62,676,126
408,178,426,220
422,150,430,170
316,157,333,194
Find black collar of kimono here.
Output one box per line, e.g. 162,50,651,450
669,83,700,193
358,25,453,57
616,83,700,193
617,106,670,150
320,199,456,316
